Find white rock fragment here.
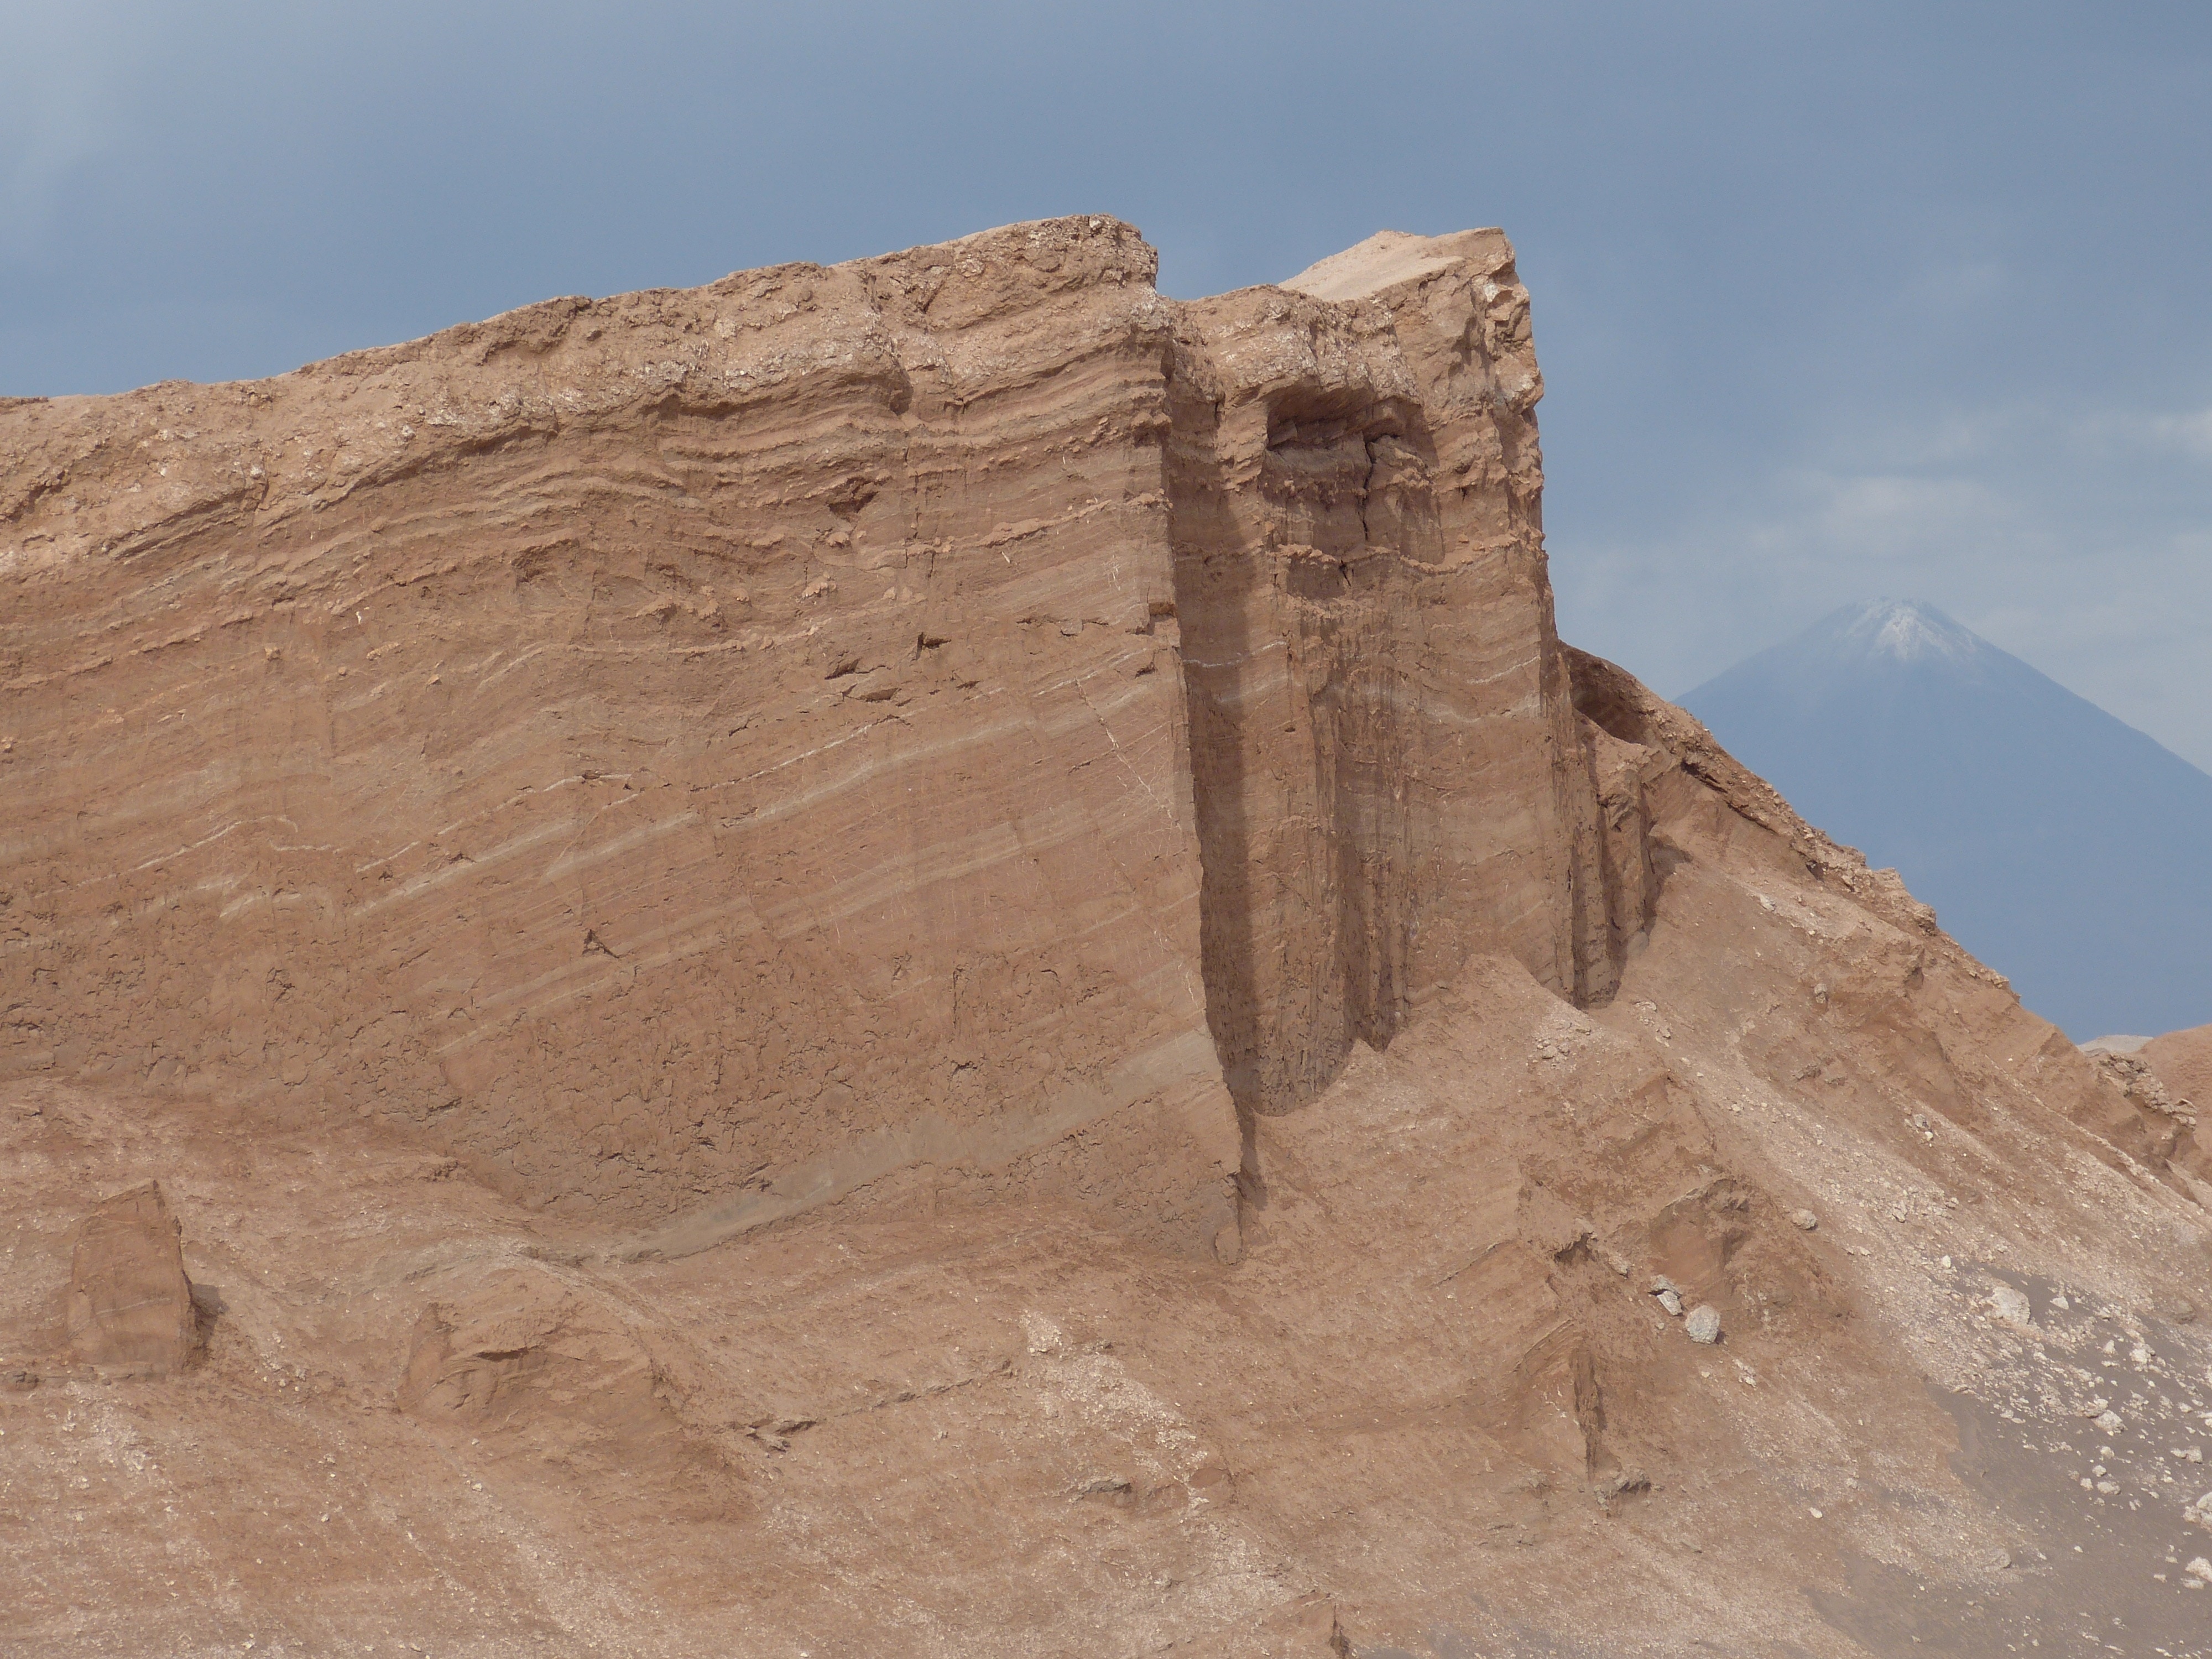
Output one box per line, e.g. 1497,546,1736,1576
2095,1410,2125,1434
1790,1208,1819,1231
1657,1288,1684,1318
2187,1556,2211,1583
1686,1305,1722,1344
1988,1285,2032,1327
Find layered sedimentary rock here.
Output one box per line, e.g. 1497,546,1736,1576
4,219,1234,1248
6,219,2211,1659
0,217,1634,1250
1172,229,1614,1114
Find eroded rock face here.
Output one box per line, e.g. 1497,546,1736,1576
2138,1025,2212,1198
400,1264,747,1538
66,1180,197,1375
4,223,2212,1656
3,218,1233,1248
1170,230,1614,1114
0,216,1638,1245
2143,1024,2210,1116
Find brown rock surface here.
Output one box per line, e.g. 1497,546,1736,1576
2138,1023,2212,1201
3,218,2210,1657
63,1180,199,1376
1,216,1238,1255
2145,1023,2212,1115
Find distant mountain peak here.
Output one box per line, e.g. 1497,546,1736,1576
1682,594,2212,1039
1824,598,1983,666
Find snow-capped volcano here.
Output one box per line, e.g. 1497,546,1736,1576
1834,597,1984,665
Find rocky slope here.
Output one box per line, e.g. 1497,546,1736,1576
3,220,2209,1658
1681,598,2212,1041
2145,1026,2212,1119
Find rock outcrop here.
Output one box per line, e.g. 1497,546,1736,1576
1173,229,1614,1116
2144,1024,2211,1115
0,218,1645,1256
4,218,1235,1251
65,1180,197,1375
2137,1024,2212,1202
4,218,2209,1658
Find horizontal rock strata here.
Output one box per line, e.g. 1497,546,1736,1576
0,217,1650,1246
5,218,2211,1658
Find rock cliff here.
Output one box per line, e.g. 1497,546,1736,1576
0,217,1642,1257
3,218,2209,1658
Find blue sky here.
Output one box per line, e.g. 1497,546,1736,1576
6,2,2209,766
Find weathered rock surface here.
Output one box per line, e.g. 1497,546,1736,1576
2143,1024,2211,1117
0,218,1646,1259
2104,1027,2212,1202
64,1180,197,1375
3,217,2211,1657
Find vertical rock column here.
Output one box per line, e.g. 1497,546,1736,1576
1168,231,1614,1115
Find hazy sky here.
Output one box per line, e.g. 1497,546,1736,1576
7,2,2209,766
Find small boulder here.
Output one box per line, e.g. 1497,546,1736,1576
1656,1288,1684,1318
1685,1305,1722,1344
1790,1208,1819,1232
66,1180,199,1377
1989,1285,2033,1327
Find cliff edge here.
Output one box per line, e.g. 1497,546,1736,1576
3,219,2208,1658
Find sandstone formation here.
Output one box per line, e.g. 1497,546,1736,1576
0,216,1661,1264
2144,1023,2212,1118
3,218,2210,1657
63,1180,198,1376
